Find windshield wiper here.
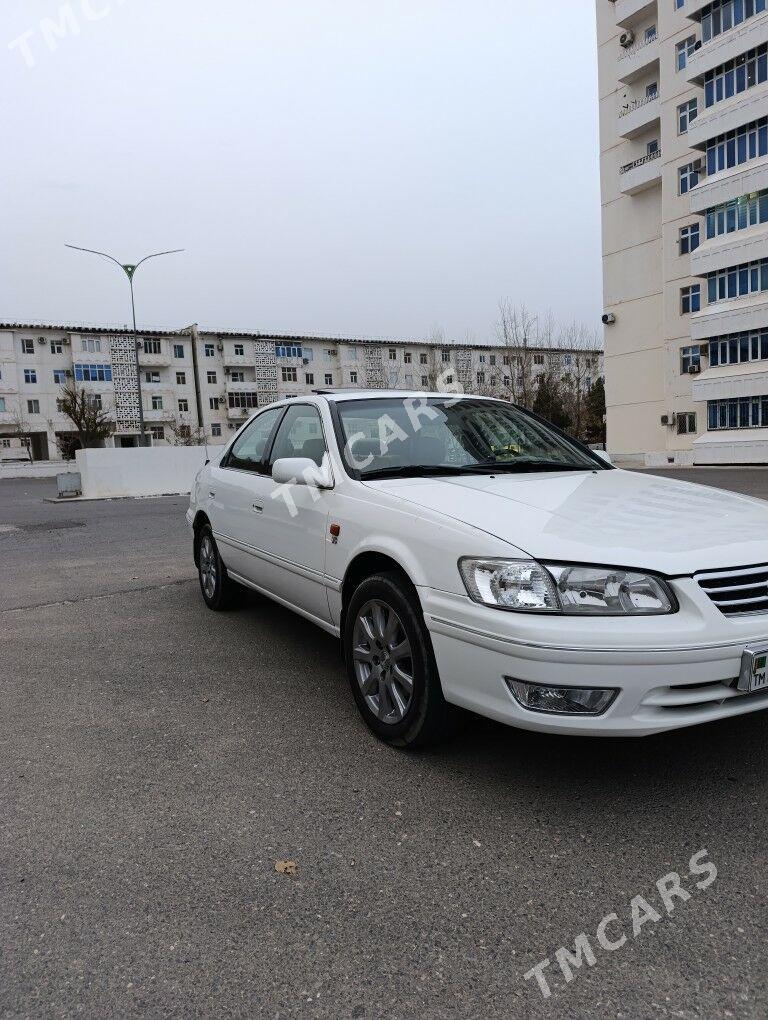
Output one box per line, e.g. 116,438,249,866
461,459,593,474
360,465,480,480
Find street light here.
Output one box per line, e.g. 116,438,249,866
65,244,184,446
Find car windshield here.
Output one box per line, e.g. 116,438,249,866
336,397,601,479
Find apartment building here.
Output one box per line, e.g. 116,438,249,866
0,322,602,462
598,0,768,464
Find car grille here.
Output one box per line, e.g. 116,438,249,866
697,564,768,617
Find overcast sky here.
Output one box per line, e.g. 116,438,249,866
1,0,601,342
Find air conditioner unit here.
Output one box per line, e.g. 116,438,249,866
61,337,70,345
329,349,338,356
661,414,675,427
688,363,701,375
65,369,73,377
619,30,635,48
228,423,236,430
303,358,310,365
37,336,46,345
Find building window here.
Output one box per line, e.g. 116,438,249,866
350,370,358,384
676,36,697,72
27,399,40,414
645,24,657,43
445,375,454,385
150,426,165,441
702,0,767,45
679,161,700,194
489,354,497,366
228,392,258,408
50,340,63,355
176,371,186,385
679,223,700,254
421,375,428,386
305,372,314,384
324,373,333,385
441,350,450,363
53,369,67,384
709,330,768,366
420,352,428,365
152,395,163,410
403,352,412,364
275,343,302,358
143,339,162,354
677,412,697,435
209,397,220,410
89,393,102,411
228,370,243,382
211,423,222,437
680,345,702,373
173,343,184,359
706,190,768,239
707,258,768,302
178,399,189,412
477,372,485,384
74,363,112,382
0,436,9,445
708,395,768,430
388,349,397,360
23,369,37,384
233,343,244,356
479,354,486,364
675,0,685,10
681,285,701,314
145,371,160,383
704,44,768,108
21,338,35,354
646,81,658,98
282,367,298,382
81,337,102,353
678,98,698,134
206,371,217,384
204,343,215,357
706,116,768,176
534,353,545,366
324,349,336,360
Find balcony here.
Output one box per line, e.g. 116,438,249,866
613,0,656,29
687,90,768,150
619,148,662,194
617,33,660,84
691,291,768,340
689,155,768,213
686,13,768,82
223,353,251,368
691,225,768,276
692,362,768,401
137,350,171,368
618,92,661,138
226,404,253,421
225,379,257,392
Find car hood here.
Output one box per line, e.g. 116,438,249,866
365,469,768,575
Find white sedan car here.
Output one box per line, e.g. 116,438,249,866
187,391,768,746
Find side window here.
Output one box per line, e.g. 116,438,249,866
225,407,283,472
268,405,326,467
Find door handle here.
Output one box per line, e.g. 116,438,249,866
252,503,263,513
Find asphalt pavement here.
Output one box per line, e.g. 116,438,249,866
2,471,768,1018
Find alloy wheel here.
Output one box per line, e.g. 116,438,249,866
352,599,414,723
199,535,217,599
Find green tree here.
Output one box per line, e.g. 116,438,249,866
583,377,607,445
533,372,571,432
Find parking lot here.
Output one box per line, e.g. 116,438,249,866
2,469,768,1018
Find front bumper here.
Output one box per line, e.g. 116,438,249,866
420,583,768,736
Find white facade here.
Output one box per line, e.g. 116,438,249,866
0,323,602,463
597,0,768,464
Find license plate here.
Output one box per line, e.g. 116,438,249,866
739,646,768,694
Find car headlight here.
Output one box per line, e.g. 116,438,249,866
458,558,674,615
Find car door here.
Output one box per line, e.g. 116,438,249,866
258,403,333,624
207,406,285,582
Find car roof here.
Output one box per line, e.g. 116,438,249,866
300,389,485,403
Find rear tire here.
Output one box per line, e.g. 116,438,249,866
344,572,455,748
197,526,239,611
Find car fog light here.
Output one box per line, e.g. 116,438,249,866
506,678,618,716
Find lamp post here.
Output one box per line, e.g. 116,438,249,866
65,244,184,446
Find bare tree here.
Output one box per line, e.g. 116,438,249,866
554,321,602,441
7,401,33,463
58,381,113,449
494,301,545,409
164,412,205,446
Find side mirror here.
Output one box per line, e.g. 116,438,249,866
593,449,612,466
271,456,333,488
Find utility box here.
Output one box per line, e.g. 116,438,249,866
56,471,82,498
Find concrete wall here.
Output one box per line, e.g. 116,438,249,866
76,446,207,499
0,460,63,479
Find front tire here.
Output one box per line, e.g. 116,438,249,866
197,526,239,611
344,572,455,748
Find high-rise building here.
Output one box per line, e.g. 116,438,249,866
597,0,768,465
